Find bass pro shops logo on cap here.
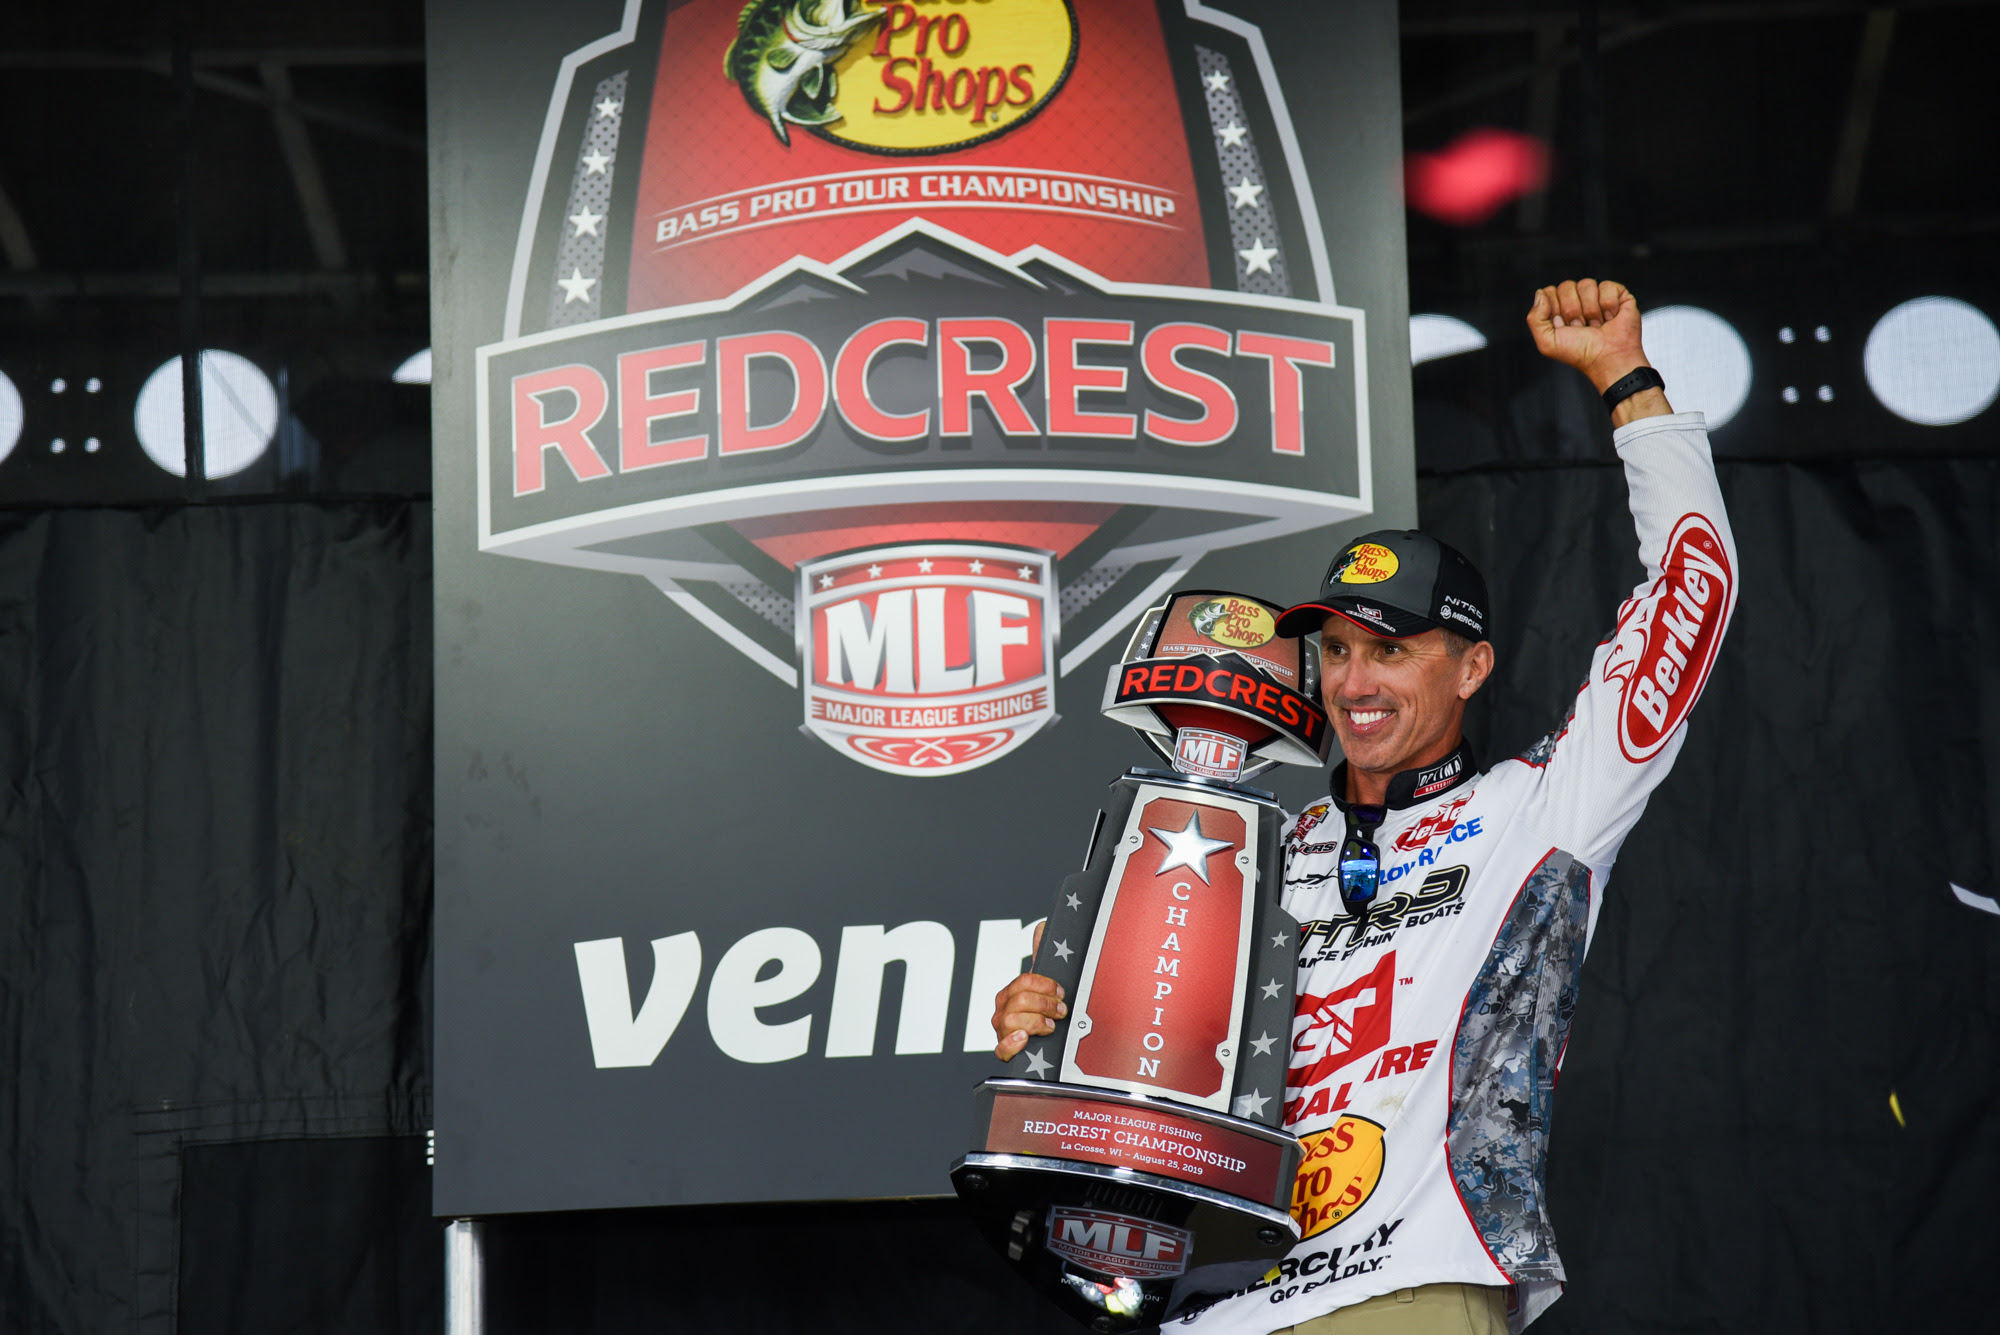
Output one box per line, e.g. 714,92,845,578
1331,541,1399,584
476,0,1373,778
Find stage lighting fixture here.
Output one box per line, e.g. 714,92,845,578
0,369,21,466
393,348,433,385
1409,315,1487,365
1863,297,2000,426
1779,327,1796,344
134,351,280,478
1641,306,1752,429
1783,386,1800,403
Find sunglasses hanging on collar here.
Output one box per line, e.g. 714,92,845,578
1338,804,1387,927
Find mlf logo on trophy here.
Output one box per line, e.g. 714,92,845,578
952,589,1331,1329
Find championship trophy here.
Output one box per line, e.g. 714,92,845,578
952,591,1332,1331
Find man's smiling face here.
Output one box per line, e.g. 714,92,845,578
1318,616,1494,782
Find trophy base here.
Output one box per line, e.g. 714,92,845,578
952,1079,1301,1332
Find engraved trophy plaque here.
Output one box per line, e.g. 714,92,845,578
952,592,1332,1331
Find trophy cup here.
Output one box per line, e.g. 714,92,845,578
952,591,1332,1331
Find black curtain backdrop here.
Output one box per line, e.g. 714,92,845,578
1,450,1995,1332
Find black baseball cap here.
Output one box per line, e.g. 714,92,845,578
1274,530,1489,641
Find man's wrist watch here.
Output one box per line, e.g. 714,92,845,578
1601,366,1665,415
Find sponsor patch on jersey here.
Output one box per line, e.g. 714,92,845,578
1046,1206,1192,1279
1289,1116,1385,1239
1333,542,1399,584
1289,951,1396,1090
1600,512,1732,762
1409,753,1465,800
1391,795,1470,852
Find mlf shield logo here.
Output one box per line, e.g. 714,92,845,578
799,542,1057,775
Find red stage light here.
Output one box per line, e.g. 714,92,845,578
1405,128,1551,227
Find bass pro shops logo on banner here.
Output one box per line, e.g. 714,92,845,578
477,0,1373,777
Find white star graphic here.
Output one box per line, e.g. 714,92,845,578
1016,565,1035,580
1052,939,1074,962
1232,1089,1270,1119
1218,120,1247,147
1065,892,1082,911
1149,813,1233,884
1271,931,1289,948
556,268,597,303
1239,238,1278,275
819,574,835,589
1204,71,1231,92
867,564,883,578
1229,178,1265,210
568,207,603,236
582,150,611,175
968,559,984,574
917,558,933,573
1260,978,1283,1000
1250,1031,1277,1056
1023,1047,1053,1077
595,97,623,120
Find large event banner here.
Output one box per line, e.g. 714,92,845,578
430,0,1412,1214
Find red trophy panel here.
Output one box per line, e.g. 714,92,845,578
1065,794,1252,1105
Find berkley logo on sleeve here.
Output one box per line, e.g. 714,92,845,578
1601,513,1733,762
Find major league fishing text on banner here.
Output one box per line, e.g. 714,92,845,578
431,0,1413,1214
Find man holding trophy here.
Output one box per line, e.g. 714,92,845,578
984,279,1736,1333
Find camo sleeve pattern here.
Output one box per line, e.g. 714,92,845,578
1447,848,1591,1278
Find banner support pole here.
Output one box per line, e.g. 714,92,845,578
445,1218,485,1335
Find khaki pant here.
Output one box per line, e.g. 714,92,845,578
1270,1283,1509,1335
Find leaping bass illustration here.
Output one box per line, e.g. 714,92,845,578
724,0,881,144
